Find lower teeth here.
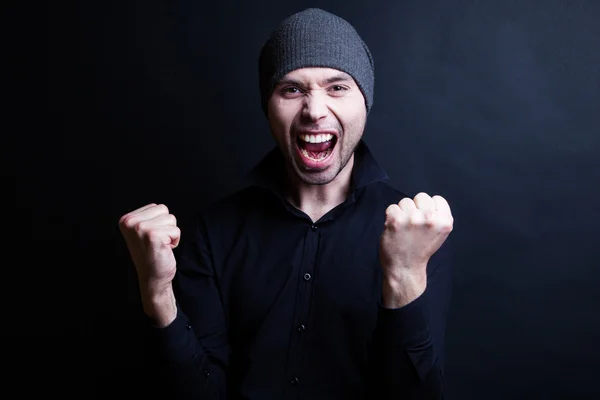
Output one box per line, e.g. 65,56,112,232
300,148,332,161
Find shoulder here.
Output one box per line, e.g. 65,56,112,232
207,185,270,215
180,185,275,233
358,180,412,209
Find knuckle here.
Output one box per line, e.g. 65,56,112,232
385,205,399,221
145,230,161,242
439,219,453,232
121,215,136,230
386,217,398,229
385,203,402,216
156,204,169,214
409,213,424,226
383,217,394,229
424,217,436,227
446,219,455,231
134,220,148,234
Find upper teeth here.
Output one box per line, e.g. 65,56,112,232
299,134,334,143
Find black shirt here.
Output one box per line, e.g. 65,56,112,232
146,141,454,399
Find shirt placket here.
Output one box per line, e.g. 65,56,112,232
283,222,321,398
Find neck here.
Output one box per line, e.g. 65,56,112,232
285,154,355,222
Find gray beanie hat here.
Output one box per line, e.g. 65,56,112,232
258,8,375,117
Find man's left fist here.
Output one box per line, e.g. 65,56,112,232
379,192,454,278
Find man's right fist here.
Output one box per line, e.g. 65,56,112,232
118,203,181,285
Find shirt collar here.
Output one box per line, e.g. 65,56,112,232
247,140,389,195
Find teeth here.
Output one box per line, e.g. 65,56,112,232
299,133,334,143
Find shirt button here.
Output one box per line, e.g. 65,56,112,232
290,377,299,385
186,322,192,330
297,324,306,332
204,369,210,377
311,224,318,231
303,273,311,281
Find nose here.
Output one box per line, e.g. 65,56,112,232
301,92,329,121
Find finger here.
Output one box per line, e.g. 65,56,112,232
119,203,157,223
432,195,452,215
139,203,170,219
385,203,401,218
384,204,405,227
398,197,417,212
413,192,435,212
146,225,181,248
122,204,170,228
135,214,177,240
144,213,177,227
164,225,181,248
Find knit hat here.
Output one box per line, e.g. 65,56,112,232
258,8,375,117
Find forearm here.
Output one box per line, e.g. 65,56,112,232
139,280,177,327
139,271,229,398
136,217,229,399
373,231,454,398
138,282,225,396
382,269,427,309
371,285,444,399
143,306,226,400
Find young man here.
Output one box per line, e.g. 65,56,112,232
119,8,454,399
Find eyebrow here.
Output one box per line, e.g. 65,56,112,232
276,73,354,88
322,73,353,85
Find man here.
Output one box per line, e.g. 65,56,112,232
119,7,454,399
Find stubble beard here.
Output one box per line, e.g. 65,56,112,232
290,137,360,186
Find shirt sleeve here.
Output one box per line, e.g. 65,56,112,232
369,239,454,399
142,216,229,400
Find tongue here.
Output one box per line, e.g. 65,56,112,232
301,140,334,152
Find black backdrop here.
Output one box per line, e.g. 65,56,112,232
15,0,600,398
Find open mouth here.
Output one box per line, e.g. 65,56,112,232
296,133,337,163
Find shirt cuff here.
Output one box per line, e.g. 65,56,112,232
147,307,200,365
377,288,434,381
378,288,431,347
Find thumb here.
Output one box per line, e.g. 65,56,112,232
384,204,402,229
156,226,181,248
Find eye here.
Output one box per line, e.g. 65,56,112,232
283,87,302,94
328,85,349,96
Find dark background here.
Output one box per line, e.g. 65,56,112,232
12,0,600,398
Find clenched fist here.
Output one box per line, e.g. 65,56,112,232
379,192,454,282
118,203,181,286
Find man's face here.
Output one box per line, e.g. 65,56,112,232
267,67,367,186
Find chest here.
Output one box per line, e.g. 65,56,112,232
214,211,386,340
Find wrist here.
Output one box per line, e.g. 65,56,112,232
382,270,427,309
383,268,427,287
139,282,177,327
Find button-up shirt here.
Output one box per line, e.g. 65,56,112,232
145,141,454,399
